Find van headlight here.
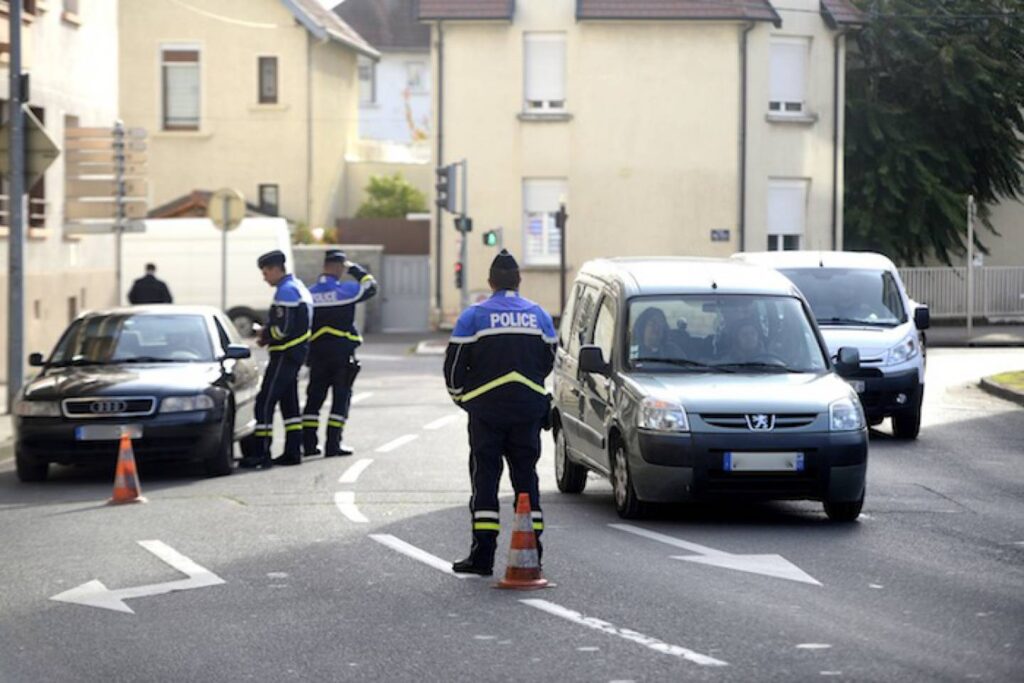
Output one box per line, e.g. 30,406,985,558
829,397,865,432
638,397,690,432
14,400,61,417
885,333,919,366
159,394,215,413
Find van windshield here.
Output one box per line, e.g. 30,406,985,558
780,268,907,327
628,295,827,373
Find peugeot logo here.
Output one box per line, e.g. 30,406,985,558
746,414,775,431
90,400,128,414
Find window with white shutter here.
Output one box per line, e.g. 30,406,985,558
523,179,567,266
769,38,809,115
524,33,566,112
767,179,808,251
161,46,200,131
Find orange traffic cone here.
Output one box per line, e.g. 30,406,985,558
496,493,549,590
108,433,147,505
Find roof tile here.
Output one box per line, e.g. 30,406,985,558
418,0,513,21
337,0,430,51
819,0,868,27
577,0,779,23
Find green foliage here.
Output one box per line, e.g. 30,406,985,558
355,173,428,219
844,0,1024,264
292,221,316,245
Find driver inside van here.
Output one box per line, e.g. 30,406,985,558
632,307,683,360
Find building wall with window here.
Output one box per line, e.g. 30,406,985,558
356,50,431,143
425,0,855,323
0,0,120,385
119,0,372,231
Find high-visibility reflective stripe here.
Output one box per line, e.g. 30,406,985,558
327,420,345,428
473,510,499,520
458,371,547,403
310,327,362,343
269,330,311,352
270,326,285,340
360,274,374,284
284,423,303,432
473,522,501,532
532,522,544,531
254,430,273,437
302,421,320,428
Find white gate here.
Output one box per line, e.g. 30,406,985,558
900,266,1024,319
381,255,430,332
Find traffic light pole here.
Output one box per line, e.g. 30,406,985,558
6,0,25,414
556,202,568,312
458,159,468,311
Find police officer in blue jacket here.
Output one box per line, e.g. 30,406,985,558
239,250,313,469
443,249,557,575
301,249,377,457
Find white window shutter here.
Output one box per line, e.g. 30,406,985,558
524,33,566,104
767,180,808,236
166,64,200,122
769,39,808,105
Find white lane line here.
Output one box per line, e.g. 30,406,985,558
334,491,369,523
609,523,728,556
797,643,832,650
424,414,462,431
350,392,373,405
369,534,480,580
356,354,403,362
376,434,419,453
338,458,374,485
520,599,728,667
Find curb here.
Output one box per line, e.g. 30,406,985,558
979,377,1024,408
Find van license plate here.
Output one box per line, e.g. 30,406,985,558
848,380,865,393
723,452,804,472
75,425,143,441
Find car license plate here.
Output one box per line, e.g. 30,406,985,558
723,451,804,472
74,424,143,441
848,380,865,393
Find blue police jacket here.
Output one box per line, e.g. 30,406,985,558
266,273,313,357
443,290,557,421
308,263,377,362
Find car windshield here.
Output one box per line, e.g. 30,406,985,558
627,295,827,373
780,268,907,327
49,314,215,365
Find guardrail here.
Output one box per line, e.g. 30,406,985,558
900,266,1024,319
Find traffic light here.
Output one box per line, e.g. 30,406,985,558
454,260,463,289
435,164,456,213
454,216,473,233
482,227,502,247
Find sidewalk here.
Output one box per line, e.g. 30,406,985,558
927,324,1024,348
980,371,1024,408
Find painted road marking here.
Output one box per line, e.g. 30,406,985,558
797,643,832,650
338,458,374,485
356,354,403,362
50,540,225,614
424,414,462,430
610,523,821,586
376,434,419,453
334,491,369,523
351,392,373,405
521,599,728,667
369,534,480,580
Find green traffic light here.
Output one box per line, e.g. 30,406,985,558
483,231,497,246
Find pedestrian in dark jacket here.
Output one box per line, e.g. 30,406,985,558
127,264,173,304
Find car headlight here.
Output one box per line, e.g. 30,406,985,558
638,397,690,432
829,397,865,432
14,400,61,417
159,394,215,413
885,333,919,366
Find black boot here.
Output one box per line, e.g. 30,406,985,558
325,442,354,457
452,531,497,576
239,455,273,470
271,453,302,466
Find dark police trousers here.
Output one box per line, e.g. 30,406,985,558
253,352,304,460
467,414,545,567
302,356,356,455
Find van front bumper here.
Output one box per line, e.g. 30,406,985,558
851,368,922,421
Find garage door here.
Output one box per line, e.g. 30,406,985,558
381,255,430,332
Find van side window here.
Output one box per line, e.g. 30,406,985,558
592,296,617,362
558,284,580,349
568,285,599,358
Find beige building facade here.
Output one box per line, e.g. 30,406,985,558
119,0,377,230
421,0,863,323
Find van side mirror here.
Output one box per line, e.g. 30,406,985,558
834,346,860,377
28,352,44,367
579,345,610,376
223,344,251,361
914,305,930,330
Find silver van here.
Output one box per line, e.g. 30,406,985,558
551,258,868,521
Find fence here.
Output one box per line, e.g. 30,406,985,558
899,266,1024,320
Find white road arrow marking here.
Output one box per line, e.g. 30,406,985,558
609,523,821,586
369,534,481,579
50,540,225,614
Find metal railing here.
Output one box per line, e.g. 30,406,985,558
900,266,1024,319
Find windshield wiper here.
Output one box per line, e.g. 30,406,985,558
633,357,732,372
117,356,181,364
712,362,804,374
819,317,897,327
48,358,106,367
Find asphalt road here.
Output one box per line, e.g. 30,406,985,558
0,344,1021,682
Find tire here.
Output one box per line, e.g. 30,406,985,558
228,308,258,339
554,425,587,494
15,449,48,483
824,493,864,522
611,440,646,519
892,394,923,440
203,405,235,477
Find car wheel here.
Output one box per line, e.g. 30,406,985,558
228,308,258,338
15,449,48,483
611,440,645,519
892,397,922,440
824,492,864,522
554,426,587,494
204,404,235,477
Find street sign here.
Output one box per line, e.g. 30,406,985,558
65,199,147,221
65,220,146,235
66,178,147,198
64,137,147,152
208,188,246,232
66,162,147,177
0,106,60,186
66,149,147,165
65,126,147,139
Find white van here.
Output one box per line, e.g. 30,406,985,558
734,251,930,439
121,217,293,336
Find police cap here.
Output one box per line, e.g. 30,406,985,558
324,249,347,264
257,250,286,269
489,249,519,273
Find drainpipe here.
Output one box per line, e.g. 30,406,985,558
831,30,850,250
434,22,445,312
738,22,756,252
306,33,314,228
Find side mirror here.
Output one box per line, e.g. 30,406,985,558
834,346,860,376
223,344,251,361
914,305,930,331
579,345,610,376
28,352,44,367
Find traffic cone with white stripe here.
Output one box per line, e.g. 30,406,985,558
496,493,549,590
108,433,147,505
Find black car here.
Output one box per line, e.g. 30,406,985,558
13,307,260,481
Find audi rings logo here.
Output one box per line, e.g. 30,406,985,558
90,400,128,414
746,414,775,431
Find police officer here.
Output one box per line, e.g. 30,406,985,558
239,250,313,469
301,250,377,457
443,250,557,575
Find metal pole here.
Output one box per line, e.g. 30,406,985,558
557,202,567,311
966,195,975,341
114,121,125,304
6,0,25,413
221,195,229,312
459,159,468,310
